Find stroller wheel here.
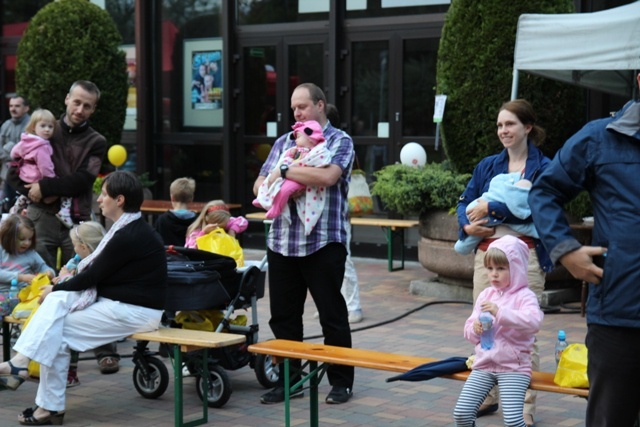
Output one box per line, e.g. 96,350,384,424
196,363,232,408
133,356,169,399
254,353,279,389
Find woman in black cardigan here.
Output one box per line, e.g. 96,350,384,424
0,171,167,426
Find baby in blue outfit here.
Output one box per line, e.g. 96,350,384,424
455,172,538,255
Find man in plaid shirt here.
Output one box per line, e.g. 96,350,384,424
253,83,355,405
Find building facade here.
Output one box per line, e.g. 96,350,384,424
0,0,634,227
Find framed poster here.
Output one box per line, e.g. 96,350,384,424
183,38,223,127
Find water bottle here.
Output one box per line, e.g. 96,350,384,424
9,278,19,306
66,254,82,270
479,311,495,350
555,330,568,366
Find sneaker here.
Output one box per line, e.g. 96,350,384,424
325,386,353,404
66,369,80,388
260,386,304,404
348,309,363,324
98,356,120,374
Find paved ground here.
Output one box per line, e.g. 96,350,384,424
0,250,588,427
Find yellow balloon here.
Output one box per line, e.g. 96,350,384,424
108,145,127,167
256,143,272,162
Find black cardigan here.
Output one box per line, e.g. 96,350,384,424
55,218,167,310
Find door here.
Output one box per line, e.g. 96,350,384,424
236,36,326,207
346,33,442,188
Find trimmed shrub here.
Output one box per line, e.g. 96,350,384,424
437,0,585,174
15,0,128,147
371,162,471,216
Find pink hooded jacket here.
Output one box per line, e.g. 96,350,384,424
10,132,55,183
464,235,544,376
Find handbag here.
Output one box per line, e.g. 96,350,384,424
348,166,373,216
554,343,589,388
196,227,245,267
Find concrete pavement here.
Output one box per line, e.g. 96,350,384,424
0,250,588,426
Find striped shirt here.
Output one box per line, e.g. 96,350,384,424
259,123,354,257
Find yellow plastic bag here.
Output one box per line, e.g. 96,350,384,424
13,274,50,378
554,343,589,388
12,273,50,319
175,310,247,333
175,310,218,331
196,228,244,267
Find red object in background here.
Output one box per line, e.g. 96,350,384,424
2,22,28,37
3,23,29,72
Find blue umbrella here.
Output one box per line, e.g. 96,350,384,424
386,356,469,382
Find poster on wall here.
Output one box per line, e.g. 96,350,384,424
184,38,223,127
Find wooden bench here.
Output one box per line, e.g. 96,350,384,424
248,339,588,427
246,212,419,271
2,316,245,427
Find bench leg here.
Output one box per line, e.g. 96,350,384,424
284,358,291,427
283,358,327,427
173,346,209,427
309,361,319,427
383,226,406,272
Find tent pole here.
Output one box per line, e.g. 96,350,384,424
510,69,519,100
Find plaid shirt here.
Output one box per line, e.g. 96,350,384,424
259,122,354,257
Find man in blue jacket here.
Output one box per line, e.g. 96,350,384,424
529,72,640,427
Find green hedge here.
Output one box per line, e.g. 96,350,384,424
16,0,128,148
371,162,471,216
436,0,585,174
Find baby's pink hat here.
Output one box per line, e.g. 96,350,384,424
291,121,325,145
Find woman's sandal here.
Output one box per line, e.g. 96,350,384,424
0,361,29,390
19,406,65,426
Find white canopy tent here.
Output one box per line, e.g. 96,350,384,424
511,2,640,99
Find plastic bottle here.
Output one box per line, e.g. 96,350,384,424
8,278,19,306
479,311,495,350
555,330,568,366
66,254,82,270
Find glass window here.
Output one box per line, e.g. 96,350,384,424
287,43,324,123
3,2,53,103
237,0,329,25
351,41,389,137
243,46,277,136
402,38,438,137
156,143,224,200
106,0,135,44
346,0,448,17
105,1,137,130
3,1,52,24
161,0,223,132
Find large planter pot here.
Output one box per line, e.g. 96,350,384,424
415,209,584,304
417,209,474,288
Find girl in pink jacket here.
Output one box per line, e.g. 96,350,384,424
9,109,73,228
453,235,543,427
184,199,248,248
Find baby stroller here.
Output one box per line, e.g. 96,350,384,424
130,246,279,408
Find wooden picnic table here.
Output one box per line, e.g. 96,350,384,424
246,212,418,271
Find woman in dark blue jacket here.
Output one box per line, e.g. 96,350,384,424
456,99,550,427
